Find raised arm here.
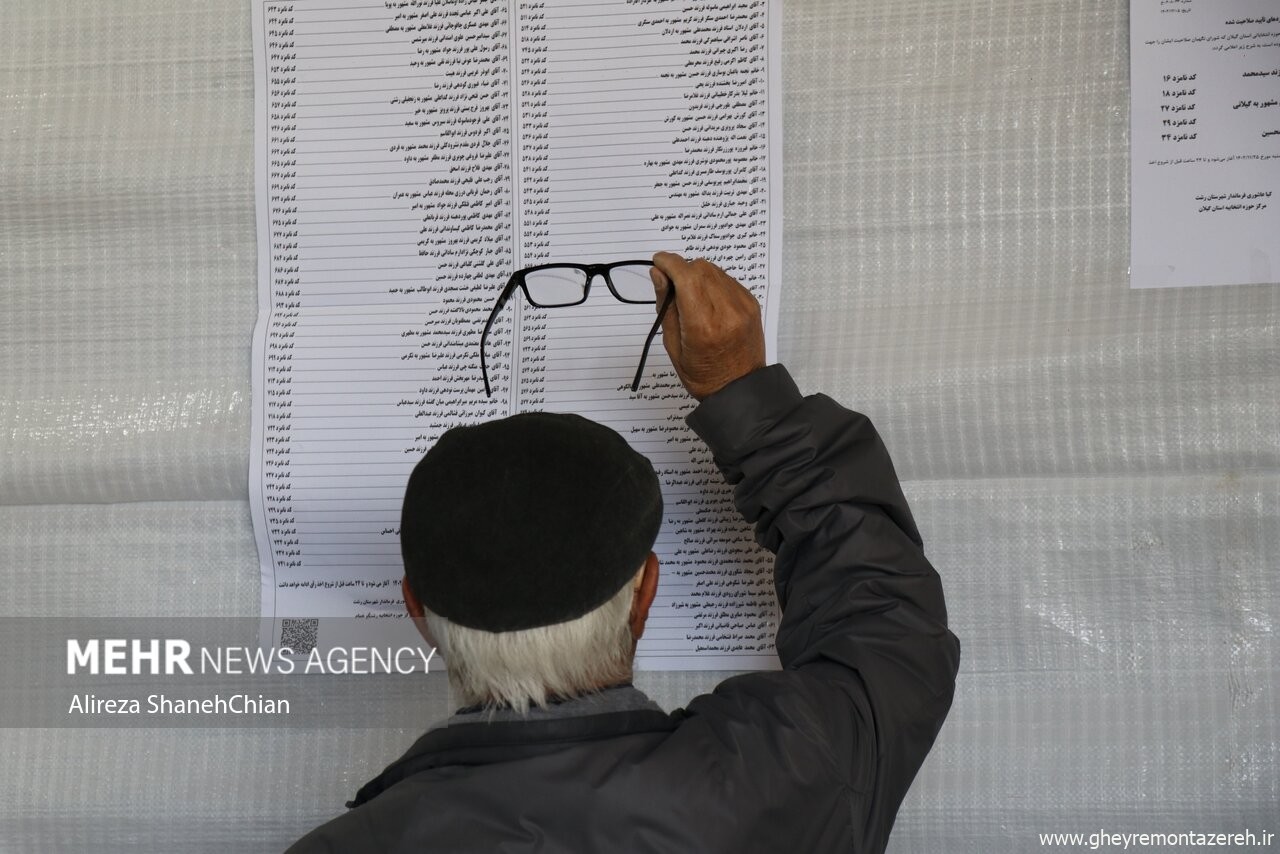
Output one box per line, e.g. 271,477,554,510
653,252,960,851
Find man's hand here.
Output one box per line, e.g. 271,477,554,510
650,252,767,401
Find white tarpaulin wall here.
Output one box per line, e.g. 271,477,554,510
2,1,1276,851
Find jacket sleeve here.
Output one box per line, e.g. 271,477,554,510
685,364,960,847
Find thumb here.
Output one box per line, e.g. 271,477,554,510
649,265,672,306
649,265,682,363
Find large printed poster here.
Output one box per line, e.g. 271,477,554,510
250,0,784,668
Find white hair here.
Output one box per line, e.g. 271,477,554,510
425,576,637,714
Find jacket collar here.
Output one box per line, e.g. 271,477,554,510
348,686,677,808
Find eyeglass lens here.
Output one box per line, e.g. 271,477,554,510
522,263,655,307
483,261,667,397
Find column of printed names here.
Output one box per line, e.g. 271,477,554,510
509,0,781,665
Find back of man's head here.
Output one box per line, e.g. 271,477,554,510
401,412,662,711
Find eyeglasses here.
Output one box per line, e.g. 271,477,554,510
480,261,675,397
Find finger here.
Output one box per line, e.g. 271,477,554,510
665,263,723,329
649,265,671,307
651,251,689,278
649,268,681,355
654,251,719,322
650,267,681,343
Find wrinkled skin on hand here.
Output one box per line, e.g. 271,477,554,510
649,252,767,401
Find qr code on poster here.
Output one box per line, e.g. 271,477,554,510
280,618,319,656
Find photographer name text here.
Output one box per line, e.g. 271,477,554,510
69,692,291,716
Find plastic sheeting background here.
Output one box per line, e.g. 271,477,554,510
2,1,1276,851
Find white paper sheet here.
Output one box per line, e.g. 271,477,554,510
1129,0,1280,288
250,0,783,669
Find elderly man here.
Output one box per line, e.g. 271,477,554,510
287,252,960,853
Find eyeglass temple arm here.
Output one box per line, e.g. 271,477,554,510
631,284,675,392
480,277,520,398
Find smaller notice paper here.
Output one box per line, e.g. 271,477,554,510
1130,0,1280,288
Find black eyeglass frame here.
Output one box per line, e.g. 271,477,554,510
480,261,675,397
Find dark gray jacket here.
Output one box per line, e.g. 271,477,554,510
287,365,960,853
